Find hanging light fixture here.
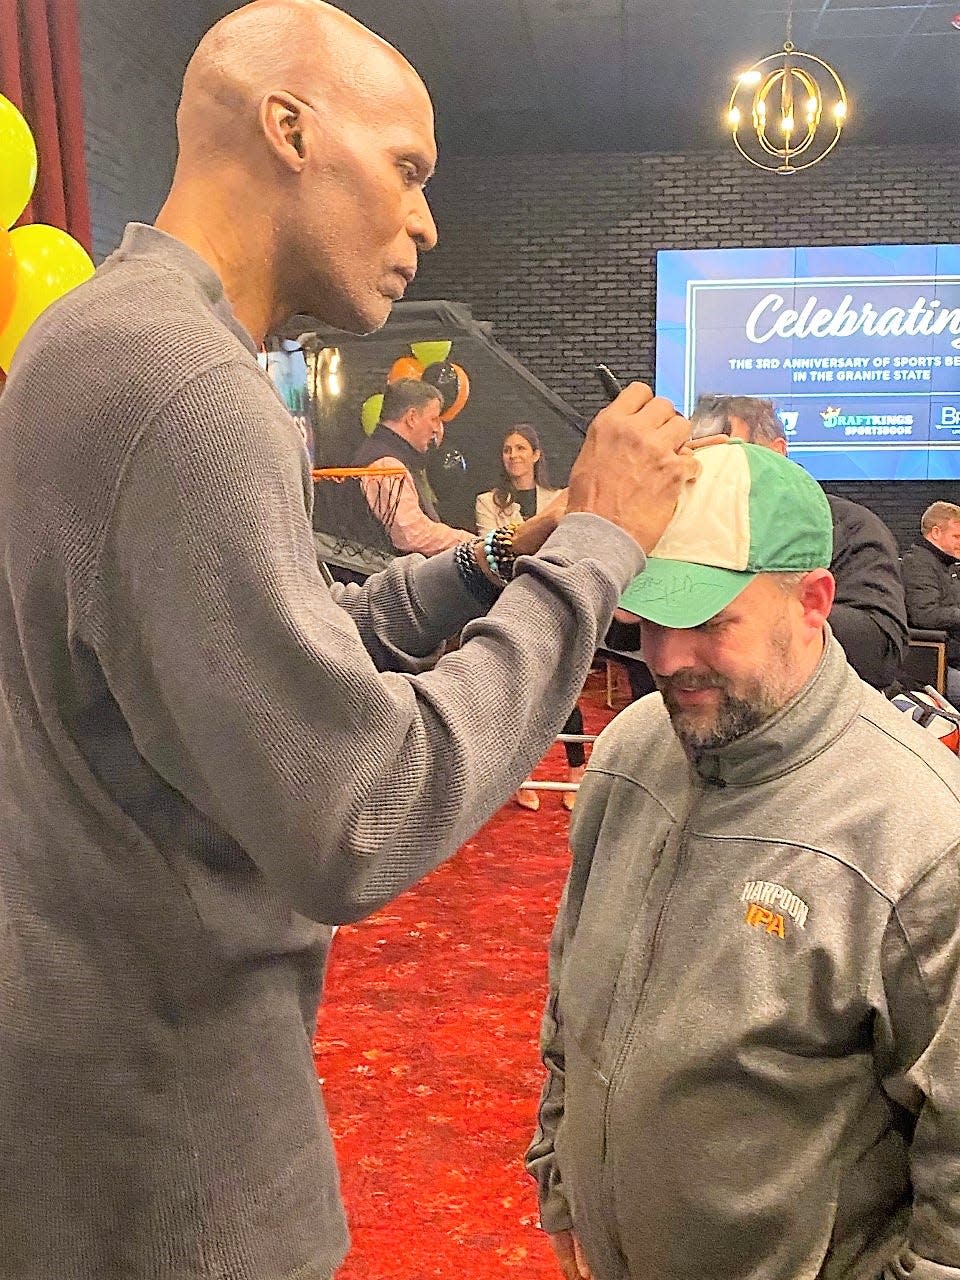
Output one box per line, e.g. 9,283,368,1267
726,3,848,174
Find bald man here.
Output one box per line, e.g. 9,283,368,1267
0,3,698,1278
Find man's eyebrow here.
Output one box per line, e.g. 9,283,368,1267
698,609,732,627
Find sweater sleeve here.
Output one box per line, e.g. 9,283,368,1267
88,362,644,924
877,846,960,1279
326,548,487,673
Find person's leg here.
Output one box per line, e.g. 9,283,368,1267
516,705,587,813
946,666,960,707
515,704,542,808
514,783,540,811
561,704,586,768
626,660,656,701
602,619,654,703
562,704,586,811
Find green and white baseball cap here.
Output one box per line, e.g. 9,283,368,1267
619,439,833,628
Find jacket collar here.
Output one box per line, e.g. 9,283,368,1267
920,536,958,568
370,424,425,471
692,629,863,788
354,424,431,481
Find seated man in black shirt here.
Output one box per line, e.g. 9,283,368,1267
902,501,960,703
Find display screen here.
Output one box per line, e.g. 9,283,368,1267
258,340,315,464
656,244,960,480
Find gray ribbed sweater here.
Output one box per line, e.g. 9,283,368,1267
0,224,643,1279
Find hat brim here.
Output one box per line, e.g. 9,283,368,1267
619,558,757,628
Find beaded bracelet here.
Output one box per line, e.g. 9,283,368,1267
482,529,507,587
483,524,521,585
482,531,507,585
454,538,501,606
496,523,522,575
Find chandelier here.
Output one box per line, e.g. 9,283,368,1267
727,8,848,174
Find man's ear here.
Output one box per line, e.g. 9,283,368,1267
772,437,788,456
260,93,308,172
799,568,835,629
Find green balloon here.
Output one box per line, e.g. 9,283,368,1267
361,393,384,435
411,340,451,366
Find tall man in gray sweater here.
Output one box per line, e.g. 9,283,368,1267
528,441,960,1280
0,3,699,1279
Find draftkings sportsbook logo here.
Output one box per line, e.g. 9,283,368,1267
819,406,914,437
741,880,810,940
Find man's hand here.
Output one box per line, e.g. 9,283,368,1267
549,1230,593,1280
566,382,699,553
512,488,568,557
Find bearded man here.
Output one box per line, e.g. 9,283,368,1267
527,441,960,1280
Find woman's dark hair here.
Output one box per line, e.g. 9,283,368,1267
492,423,551,512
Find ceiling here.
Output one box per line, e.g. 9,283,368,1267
328,0,960,154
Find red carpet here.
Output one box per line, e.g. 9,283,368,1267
313,672,618,1278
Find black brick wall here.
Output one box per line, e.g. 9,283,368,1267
411,143,960,550
78,0,230,262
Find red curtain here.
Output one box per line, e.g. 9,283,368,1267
0,0,92,251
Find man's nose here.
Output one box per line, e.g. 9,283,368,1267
641,623,699,677
408,190,438,252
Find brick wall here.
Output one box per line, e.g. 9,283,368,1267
78,0,229,262
75,13,960,552
412,143,960,549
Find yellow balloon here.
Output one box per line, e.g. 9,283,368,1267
0,95,38,230
0,225,95,373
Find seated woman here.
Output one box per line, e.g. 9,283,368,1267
476,424,586,812
476,423,559,534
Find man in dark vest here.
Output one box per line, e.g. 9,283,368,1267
352,378,474,554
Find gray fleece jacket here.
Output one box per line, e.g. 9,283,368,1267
527,636,960,1280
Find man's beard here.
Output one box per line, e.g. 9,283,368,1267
654,633,796,761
